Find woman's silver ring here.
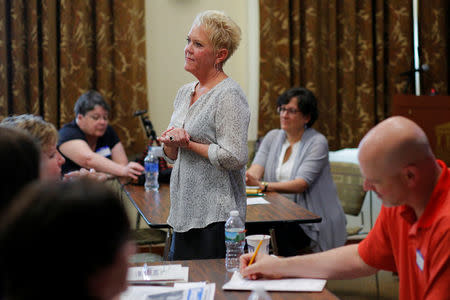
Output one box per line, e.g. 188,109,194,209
169,136,174,141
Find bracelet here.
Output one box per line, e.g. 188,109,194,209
261,181,269,192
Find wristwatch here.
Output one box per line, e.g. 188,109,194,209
261,181,269,192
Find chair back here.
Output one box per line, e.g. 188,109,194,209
330,161,366,216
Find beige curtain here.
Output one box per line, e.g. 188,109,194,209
0,0,148,155
259,0,449,149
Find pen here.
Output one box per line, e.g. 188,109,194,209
248,239,263,266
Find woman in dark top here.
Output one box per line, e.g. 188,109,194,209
58,90,143,179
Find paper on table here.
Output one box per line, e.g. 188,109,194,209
120,286,174,300
121,283,215,300
127,265,188,284
174,282,216,300
247,197,270,205
222,271,326,292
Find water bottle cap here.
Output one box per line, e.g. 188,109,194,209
230,210,239,217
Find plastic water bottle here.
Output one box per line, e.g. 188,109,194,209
144,146,159,191
225,210,245,272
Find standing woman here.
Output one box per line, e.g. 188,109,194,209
246,87,346,254
159,10,250,260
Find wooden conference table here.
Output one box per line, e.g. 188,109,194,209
122,182,322,228
135,258,339,300
121,181,322,257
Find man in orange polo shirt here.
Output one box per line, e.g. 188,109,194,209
240,116,450,299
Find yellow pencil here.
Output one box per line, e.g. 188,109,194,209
248,239,263,266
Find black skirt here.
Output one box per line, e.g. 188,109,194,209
169,221,226,260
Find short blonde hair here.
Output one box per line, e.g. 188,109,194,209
0,114,58,152
192,10,241,64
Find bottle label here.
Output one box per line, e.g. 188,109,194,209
225,230,245,242
145,162,158,172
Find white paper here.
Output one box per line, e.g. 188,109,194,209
127,265,189,283
174,282,216,300
173,282,207,289
247,197,270,205
222,271,326,292
120,286,175,300
121,283,215,300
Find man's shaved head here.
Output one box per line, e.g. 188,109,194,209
358,116,433,177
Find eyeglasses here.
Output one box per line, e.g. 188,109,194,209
86,114,109,121
277,106,300,115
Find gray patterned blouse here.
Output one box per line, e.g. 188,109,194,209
165,78,250,232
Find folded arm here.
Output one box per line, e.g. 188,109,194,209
159,127,210,161
246,164,309,193
59,140,143,179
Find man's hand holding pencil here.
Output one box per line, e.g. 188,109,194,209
240,239,285,280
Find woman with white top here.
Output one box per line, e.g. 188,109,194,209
158,11,250,260
246,87,346,254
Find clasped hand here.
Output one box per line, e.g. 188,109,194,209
158,126,190,148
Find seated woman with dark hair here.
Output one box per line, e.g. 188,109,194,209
246,87,346,254
0,179,135,300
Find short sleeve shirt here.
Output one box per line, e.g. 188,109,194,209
358,160,450,300
57,120,120,174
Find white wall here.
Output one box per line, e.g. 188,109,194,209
145,0,259,140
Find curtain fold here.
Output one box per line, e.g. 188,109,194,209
259,0,449,150
0,0,147,156
419,0,449,95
